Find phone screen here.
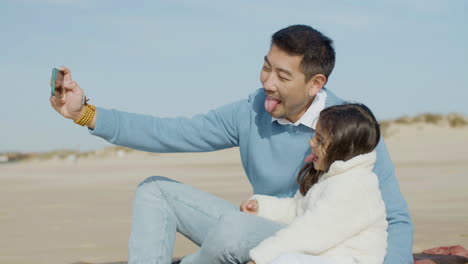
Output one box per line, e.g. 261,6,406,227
50,68,64,97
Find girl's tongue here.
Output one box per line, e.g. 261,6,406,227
304,153,319,163
265,97,281,113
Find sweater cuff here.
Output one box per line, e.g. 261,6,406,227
88,107,117,142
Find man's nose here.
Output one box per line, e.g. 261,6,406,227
263,73,276,92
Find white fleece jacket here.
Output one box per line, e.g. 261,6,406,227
249,151,388,264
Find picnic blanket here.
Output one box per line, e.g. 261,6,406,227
72,245,468,264
414,245,468,264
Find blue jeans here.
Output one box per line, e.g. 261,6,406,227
128,176,285,264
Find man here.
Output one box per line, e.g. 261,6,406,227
50,25,413,264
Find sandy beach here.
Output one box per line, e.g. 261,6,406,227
1,122,467,264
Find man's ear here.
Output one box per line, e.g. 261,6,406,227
307,74,327,97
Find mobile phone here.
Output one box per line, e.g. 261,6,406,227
50,68,64,97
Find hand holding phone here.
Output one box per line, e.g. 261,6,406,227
49,66,86,121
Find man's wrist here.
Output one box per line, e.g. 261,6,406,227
87,110,97,129
74,104,97,127
72,106,87,121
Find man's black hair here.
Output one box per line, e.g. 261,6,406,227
272,25,335,82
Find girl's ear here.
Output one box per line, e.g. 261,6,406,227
307,74,327,97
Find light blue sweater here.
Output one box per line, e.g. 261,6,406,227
90,88,413,264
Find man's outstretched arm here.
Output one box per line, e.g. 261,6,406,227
89,98,249,153
49,66,246,153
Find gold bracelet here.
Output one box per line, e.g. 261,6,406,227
74,104,96,126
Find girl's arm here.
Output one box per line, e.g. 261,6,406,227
250,193,299,225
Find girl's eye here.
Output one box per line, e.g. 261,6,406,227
262,65,271,71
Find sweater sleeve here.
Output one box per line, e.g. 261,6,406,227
249,179,377,264
374,138,414,264
88,99,249,153
251,193,299,224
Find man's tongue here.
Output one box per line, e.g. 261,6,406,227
265,97,281,113
304,154,319,163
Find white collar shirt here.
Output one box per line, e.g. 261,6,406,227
271,89,327,130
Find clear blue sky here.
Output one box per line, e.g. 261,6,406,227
0,0,467,152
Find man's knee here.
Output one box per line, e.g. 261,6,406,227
138,175,177,187
134,176,178,200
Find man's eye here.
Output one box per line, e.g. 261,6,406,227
279,76,289,81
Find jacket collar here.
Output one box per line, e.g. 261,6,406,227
320,151,377,181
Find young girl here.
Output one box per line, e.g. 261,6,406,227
241,103,388,264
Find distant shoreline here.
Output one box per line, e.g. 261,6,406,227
1,113,467,163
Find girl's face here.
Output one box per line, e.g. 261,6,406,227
305,122,330,171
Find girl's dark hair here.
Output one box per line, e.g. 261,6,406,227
297,103,381,196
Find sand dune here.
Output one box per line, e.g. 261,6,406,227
384,123,468,253
0,121,467,264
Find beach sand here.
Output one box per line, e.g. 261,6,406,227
0,123,467,264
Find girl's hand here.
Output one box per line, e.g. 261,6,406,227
240,199,259,215
247,261,256,264
49,66,86,121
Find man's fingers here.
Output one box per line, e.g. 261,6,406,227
50,96,59,106
49,97,55,107
59,66,71,78
62,80,80,93
59,66,73,84
59,65,69,73
50,96,62,113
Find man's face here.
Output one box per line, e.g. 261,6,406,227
260,44,315,123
